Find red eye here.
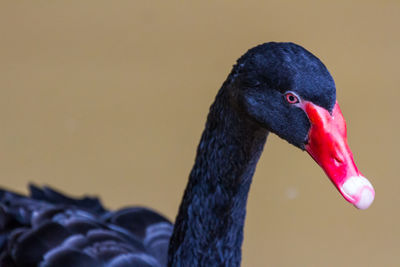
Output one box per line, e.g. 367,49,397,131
285,92,299,104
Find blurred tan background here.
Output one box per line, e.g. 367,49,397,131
0,1,399,266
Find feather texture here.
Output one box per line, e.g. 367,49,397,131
0,185,172,267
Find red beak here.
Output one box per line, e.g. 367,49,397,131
302,101,374,209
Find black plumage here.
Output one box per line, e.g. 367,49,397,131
0,185,172,267
0,42,338,266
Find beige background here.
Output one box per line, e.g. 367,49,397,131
0,1,399,266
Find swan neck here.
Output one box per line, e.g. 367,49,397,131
168,89,268,266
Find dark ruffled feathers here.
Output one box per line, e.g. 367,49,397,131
0,185,172,267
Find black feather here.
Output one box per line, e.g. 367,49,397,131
0,186,172,267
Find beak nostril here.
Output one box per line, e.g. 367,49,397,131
334,156,343,164
333,153,344,165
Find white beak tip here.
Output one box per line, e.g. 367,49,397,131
353,187,375,210
341,176,375,210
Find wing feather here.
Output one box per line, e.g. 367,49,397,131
0,186,173,266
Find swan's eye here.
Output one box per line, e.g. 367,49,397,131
285,92,299,104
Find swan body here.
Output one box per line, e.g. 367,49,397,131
0,42,374,267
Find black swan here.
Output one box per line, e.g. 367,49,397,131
0,42,374,267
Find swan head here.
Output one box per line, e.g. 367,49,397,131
226,42,374,209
